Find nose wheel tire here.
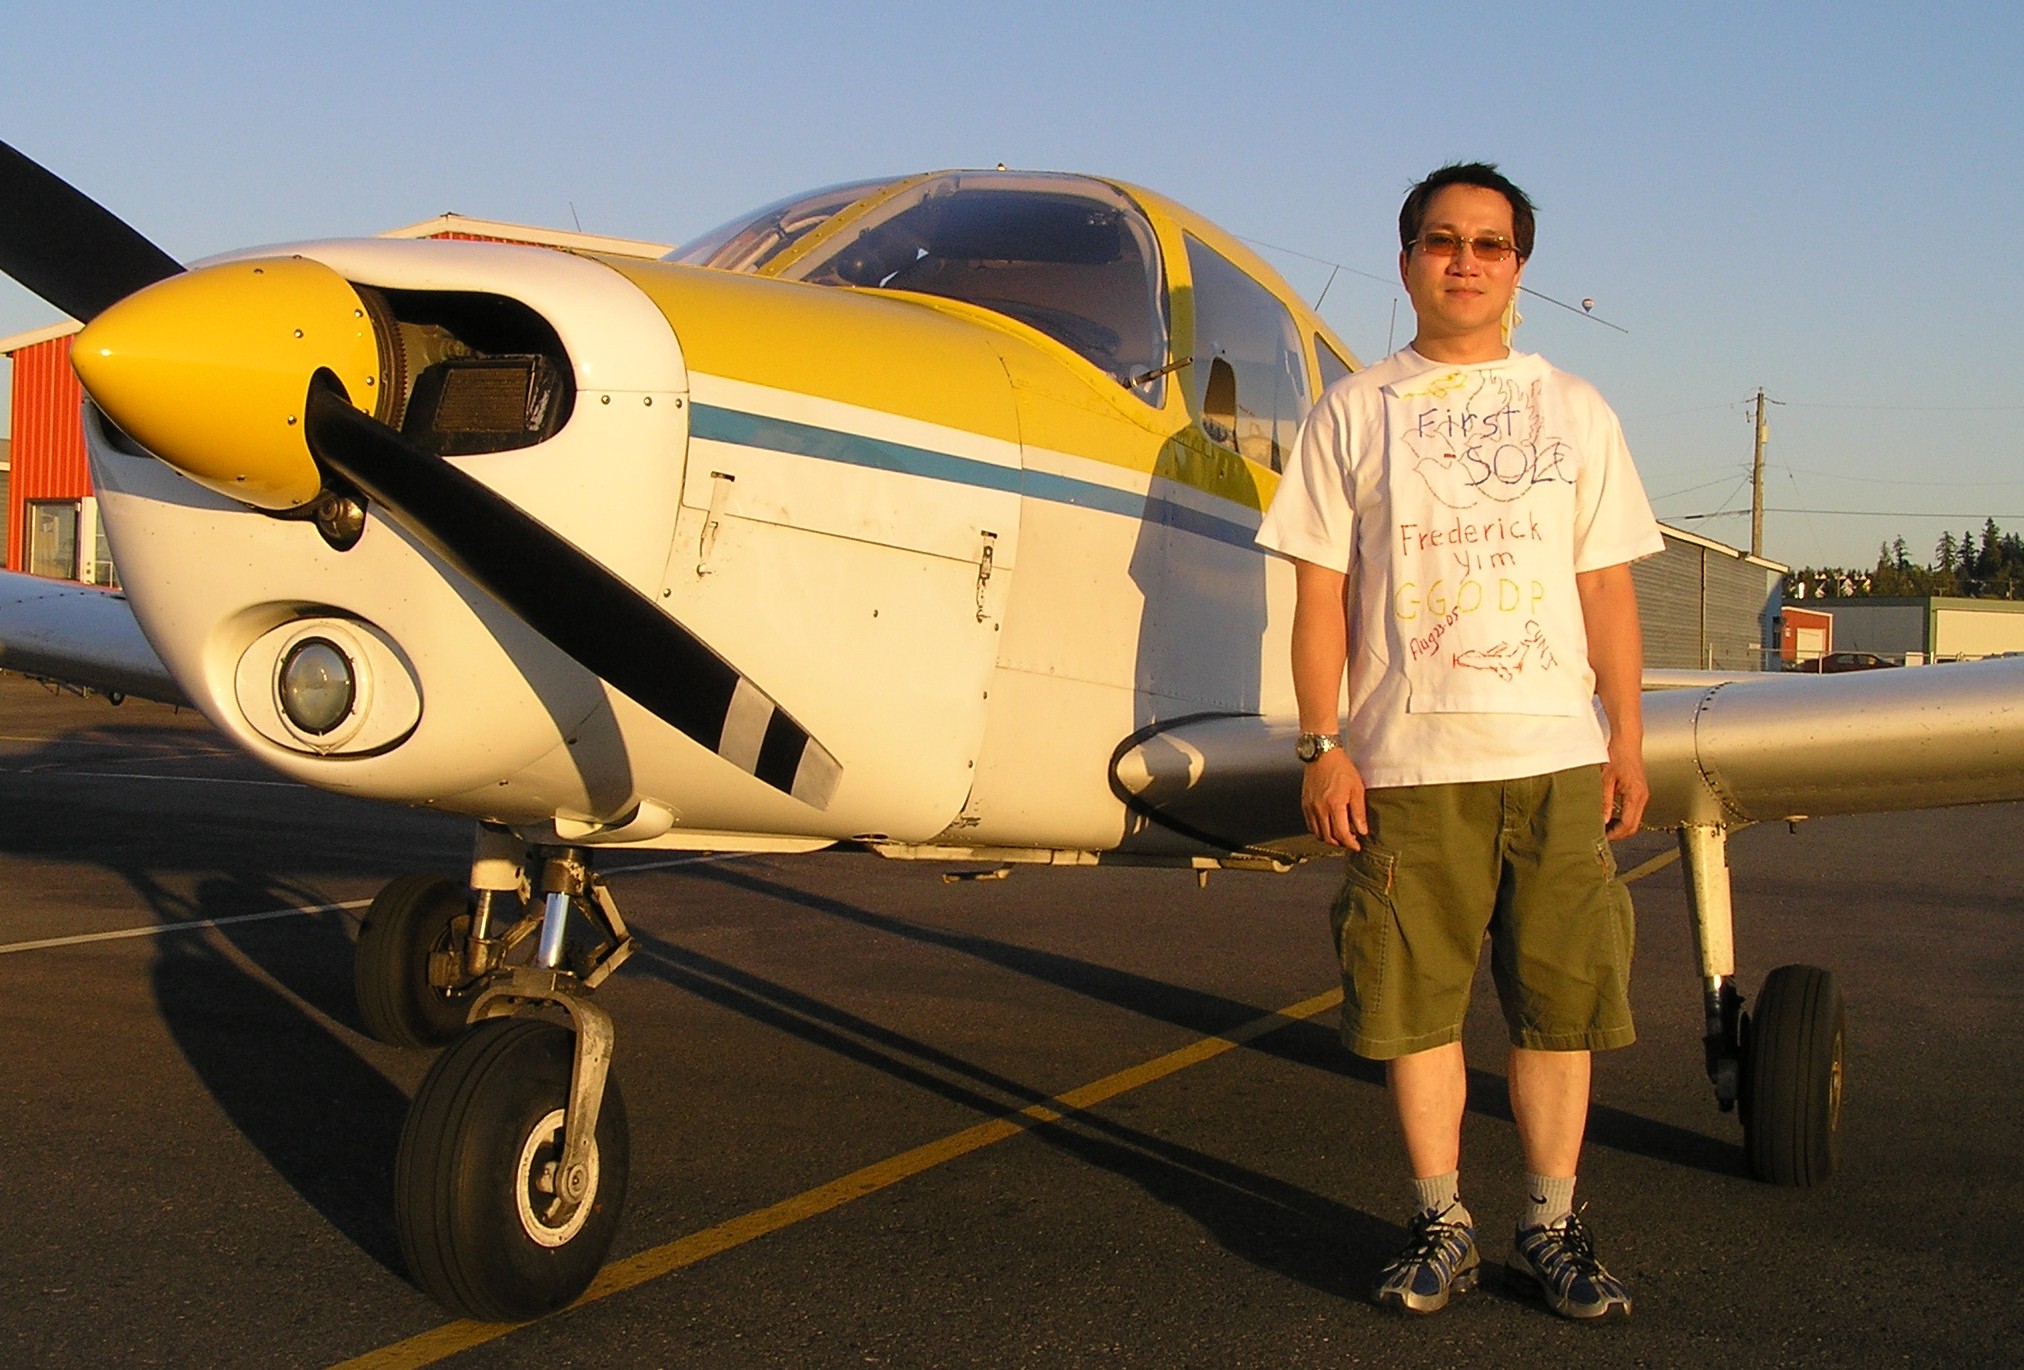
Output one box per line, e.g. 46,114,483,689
355,874,473,1047
1740,963,1845,1186
395,1017,630,1321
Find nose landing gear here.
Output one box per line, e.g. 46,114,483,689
354,826,637,1320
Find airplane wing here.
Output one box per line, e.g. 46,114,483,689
1112,659,2024,857
0,568,187,706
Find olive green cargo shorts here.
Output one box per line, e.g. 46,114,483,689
1329,765,1636,1060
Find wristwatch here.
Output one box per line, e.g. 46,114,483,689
1295,732,1342,763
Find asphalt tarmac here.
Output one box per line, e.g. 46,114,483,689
2,670,2020,1368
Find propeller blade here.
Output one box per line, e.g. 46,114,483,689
302,378,842,811
0,140,183,322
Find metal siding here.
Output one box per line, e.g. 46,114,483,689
1631,537,1704,669
7,336,90,573
1931,605,2024,659
1705,553,1779,670
1816,602,1928,656
1629,533,1780,670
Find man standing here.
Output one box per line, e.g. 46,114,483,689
1256,163,1662,1320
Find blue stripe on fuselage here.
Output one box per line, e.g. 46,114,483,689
690,403,1260,550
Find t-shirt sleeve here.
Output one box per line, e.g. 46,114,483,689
1256,391,1357,571
1570,389,1666,573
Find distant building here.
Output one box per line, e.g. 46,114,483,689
1797,597,2024,663
1633,524,1785,671
1779,605,1834,664
1,215,672,585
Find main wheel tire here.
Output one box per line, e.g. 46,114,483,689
395,1017,630,1322
355,874,473,1048
1741,963,1846,1186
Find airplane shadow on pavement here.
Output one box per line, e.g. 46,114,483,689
147,873,411,1277
645,860,1744,1293
628,926,1391,1300
690,861,1742,1181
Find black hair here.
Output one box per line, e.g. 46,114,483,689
1399,162,1536,261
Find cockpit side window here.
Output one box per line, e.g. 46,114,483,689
1316,335,1354,390
776,176,1171,403
1184,234,1311,471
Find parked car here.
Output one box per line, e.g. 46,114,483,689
1795,651,1898,674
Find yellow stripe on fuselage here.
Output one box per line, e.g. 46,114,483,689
597,256,1277,520
600,257,1019,444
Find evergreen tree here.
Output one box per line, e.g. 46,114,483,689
1977,518,2002,582
1786,519,2019,600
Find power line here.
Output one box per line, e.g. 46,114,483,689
1780,401,2024,412
1622,402,1738,421
1765,465,2024,487
1235,236,1628,330
1676,508,2024,520
1650,474,1748,502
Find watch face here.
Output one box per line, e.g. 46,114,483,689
1297,734,1328,762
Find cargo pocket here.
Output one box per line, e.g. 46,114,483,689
1594,837,1636,981
1332,842,1400,1049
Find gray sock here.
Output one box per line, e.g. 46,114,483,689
1519,1173,1575,1232
1411,1171,1471,1227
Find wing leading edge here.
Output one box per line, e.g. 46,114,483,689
0,569,186,705
1111,659,2024,859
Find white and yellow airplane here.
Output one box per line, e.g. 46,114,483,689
4,142,2023,1322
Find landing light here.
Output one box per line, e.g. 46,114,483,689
278,637,355,735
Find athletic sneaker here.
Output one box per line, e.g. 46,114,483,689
1373,1204,1480,1314
1507,1209,1632,1319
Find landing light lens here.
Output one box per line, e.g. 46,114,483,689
278,638,355,735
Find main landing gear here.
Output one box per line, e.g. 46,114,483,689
1679,823,1846,1186
354,824,637,1320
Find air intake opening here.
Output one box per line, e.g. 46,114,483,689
353,287,575,454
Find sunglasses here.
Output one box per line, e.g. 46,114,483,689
1413,230,1521,263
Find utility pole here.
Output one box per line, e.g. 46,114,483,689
1750,387,1769,559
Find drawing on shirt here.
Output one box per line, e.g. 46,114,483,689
1401,372,1572,511
1452,620,1557,682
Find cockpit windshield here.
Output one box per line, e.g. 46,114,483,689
668,173,1171,401
669,178,892,276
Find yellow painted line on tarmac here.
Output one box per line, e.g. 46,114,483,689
1620,846,1681,884
329,985,1346,1369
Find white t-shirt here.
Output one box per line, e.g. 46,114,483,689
1257,346,1664,788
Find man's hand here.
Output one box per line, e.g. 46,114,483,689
1601,734,1648,840
1302,748,1370,850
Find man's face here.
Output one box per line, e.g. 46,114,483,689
1399,184,1525,355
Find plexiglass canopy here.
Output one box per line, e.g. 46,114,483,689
671,172,1170,397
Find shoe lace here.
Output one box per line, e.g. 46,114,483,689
1544,1207,1604,1277
1384,1206,1468,1274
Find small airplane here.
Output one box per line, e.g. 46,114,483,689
4,140,2023,1322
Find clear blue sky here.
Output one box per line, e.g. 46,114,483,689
5,0,2019,570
